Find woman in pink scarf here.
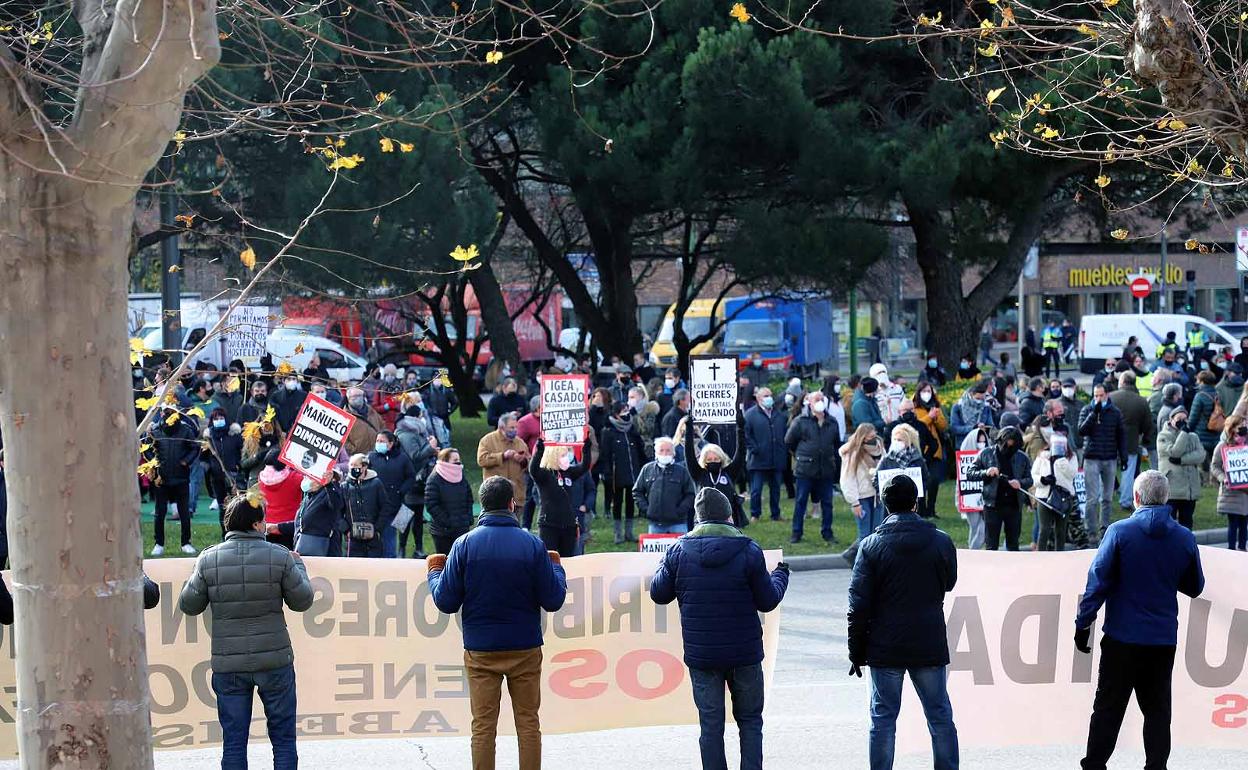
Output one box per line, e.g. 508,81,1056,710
424,448,475,553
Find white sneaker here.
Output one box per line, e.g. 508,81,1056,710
210,499,219,511
181,544,197,555
150,545,165,556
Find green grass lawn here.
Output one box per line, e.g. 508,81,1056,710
141,414,1229,558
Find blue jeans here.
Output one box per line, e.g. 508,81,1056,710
1118,453,1139,509
793,477,835,540
689,663,764,770
212,663,298,770
749,469,783,520
855,497,883,541
869,666,959,770
648,522,688,534
380,524,397,558
188,459,206,514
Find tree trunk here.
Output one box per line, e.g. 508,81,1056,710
0,181,154,767
583,210,641,360
467,265,523,376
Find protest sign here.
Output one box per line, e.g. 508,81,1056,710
1221,444,1248,489
0,552,782,756
689,355,738,424
955,450,983,514
540,374,590,445
279,394,357,484
1073,470,1087,517
877,466,925,499
896,548,1248,754
224,305,270,367
638,533,681,554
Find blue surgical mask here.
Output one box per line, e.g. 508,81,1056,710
928,358,938,368
375,441,389,454
960,362,970,370
212,418,226,429
762,395,774,409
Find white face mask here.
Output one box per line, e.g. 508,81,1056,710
656,455,674,467
1062,387,1075,399
558,454,572,471
919,392,932,403
889,440,905,454
811,400,827,414
300,478,315,493
628,397,641,409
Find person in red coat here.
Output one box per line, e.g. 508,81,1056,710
257,449,302,549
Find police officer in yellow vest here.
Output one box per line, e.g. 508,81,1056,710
1154,331,1180,360
1042,320,1062,378
1187,327,1207,360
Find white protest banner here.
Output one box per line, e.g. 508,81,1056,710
689,355,738,424
279,394,357,483
0,552,782,756
955,450,983,514
1073,470,1087,517
1221,444,1248,489
897,548,1248,753
224,305,270,367
540,374,590,445
877,466,925,499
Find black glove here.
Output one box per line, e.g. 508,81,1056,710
1170,454,1184,464
1041,474,1055,487
848,663,863,678
1074,627,1092,654
775,562,791,576
1119,459,1129,472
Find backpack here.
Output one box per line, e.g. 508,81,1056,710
1208,397,1226,433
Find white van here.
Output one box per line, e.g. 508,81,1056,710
135,302,366,380
1077,314,1237,373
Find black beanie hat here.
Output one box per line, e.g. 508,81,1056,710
693,487,733,524
881,474,919,514
861,377,878,394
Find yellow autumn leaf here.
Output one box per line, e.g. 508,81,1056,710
187,407,205,420
140,443,152,455
129,338,148,365
1168,119,1187,131
1110,229,1129,240
1001,5,1015,25
240,246,257,270
1094,175,1110,188
1105,0,1119,6
1077,23,1099,39
242,422,262,444
450,244,480,262
164,390,180,405
334,137,347,148
376,92,392,105
380,137,395,153
226,376,240,393
399,141,414,153
485,50,504,65
174,131,186,152
167,264,182,273
165,411,181,426
729,3,751,23
328,154,364,170
1223,164,1236,178
986,87,1006,105
978,43,999,57
917,11,942,26
979,19,996,37
174,213,196,228
438,369,452,387
135,396,158,411
294,343,305,354
277,362,296,375
1185,239,1199,251
1042,127,1059,140
137,458,160,479
264,405,277,423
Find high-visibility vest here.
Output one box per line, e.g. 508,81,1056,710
1042,328,1060,349
1155,341,1177,359
1188,329,1206,348
1137,371,1155,398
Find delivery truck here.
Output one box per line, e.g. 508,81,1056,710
722,296,833,378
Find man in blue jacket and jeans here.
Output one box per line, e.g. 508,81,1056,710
650,487,790,770
848,473,958,770
1074,469,1205,770
427,475,567,770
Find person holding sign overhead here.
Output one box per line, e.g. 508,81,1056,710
529,437,593,557
963,426,1033,551
1209,413,1248,551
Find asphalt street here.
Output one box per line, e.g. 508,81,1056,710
4,569,1244,769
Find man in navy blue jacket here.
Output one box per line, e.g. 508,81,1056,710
848,473,958,770
650,488,789,770
1074,469,1204,770
427,475,567,770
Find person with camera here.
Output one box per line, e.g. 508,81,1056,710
344,453,390,558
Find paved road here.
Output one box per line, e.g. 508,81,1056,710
4,570,1243,769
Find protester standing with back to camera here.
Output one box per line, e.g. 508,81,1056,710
1073,470,1204,770
649,487,790,770
848,474,958,770
179,493,315,770
427,476,568,770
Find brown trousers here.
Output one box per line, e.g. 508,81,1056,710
465,647,544,770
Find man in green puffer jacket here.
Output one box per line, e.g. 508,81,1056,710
180,495,314,770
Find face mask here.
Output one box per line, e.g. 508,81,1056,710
504,430,518,440
656,455,674,467
558,454,572,471
1049,388,1061,399
1051,439,1067,457
752,359,762,368
664,379,676,389
784,393,795,405
349,398,366,410
977,439,988,449
919,392,932,403
927,358,938,368
1062,387,1075,399
811,400,827,414
254,393,268,404
889,440,905,454
706,461,723,477
212,418,226,429
1174,420,1188,432
300,478,315,493
960,362,970,370
375,442,389,454
1200,361,1210,370
628,397,641,410
350,467,363,479
762,395,775,409
285,380,299,391
133,368,143,378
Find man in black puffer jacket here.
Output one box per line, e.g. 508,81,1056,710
1078,384,1127,543
847,474,958,770
784,391,842,545
964,425,1033,551
145,406,201,556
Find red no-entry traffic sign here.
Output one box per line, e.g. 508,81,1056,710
1130,276,1152,299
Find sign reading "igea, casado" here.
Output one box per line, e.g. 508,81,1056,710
1068,264,1184,288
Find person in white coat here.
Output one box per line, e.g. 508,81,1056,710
959,426,992,549
1032,434,1077,551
